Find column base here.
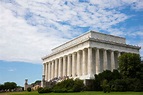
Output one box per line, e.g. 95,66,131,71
75,74,95,80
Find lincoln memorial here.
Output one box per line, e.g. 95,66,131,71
41,31,140,87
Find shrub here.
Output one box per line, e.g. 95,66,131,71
52,78,84,93
111,79,127,92
38,87,52,93
38,87,43,93
53,79,74,93
27,87,31,92
110,78,143,92
126,78,142,92
73,79,84,92
101,79,110,93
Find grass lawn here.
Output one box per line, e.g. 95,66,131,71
0,91,143,95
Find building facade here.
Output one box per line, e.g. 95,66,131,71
41,31,140,87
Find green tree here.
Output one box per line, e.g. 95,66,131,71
94,70,121,91
118,53,141,78
4,82,17,91
101,79,110,93
73,78,84,92
27,87,31,92
52,78,84,93
0,84,4,90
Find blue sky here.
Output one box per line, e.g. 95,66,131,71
0,0,143,86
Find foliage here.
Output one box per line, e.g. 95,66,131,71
37,87,43,93
96,70,121,82
110,79,127,92
113,53,143,92
112,69,122,79
0,91,143,95
31,80,41,86
118,53,141,78
94,75,102,91
52,78,84,93
0,84,4,90
53,79,74,93
84,80,96,91
27,87,31,92
2,82,17,91
94,70,121,91
101,79,110,93
137,63,143,80
73,79,84,92
38,87,52,93
110,78,142,92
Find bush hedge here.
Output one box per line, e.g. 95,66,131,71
52,78,84,93
38,87,52,93
27,87,31,92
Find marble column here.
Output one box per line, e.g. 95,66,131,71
59,57,62,77
55,59,58,78
46,63,48,80
54,60,56,78
72,53,76,77
57,59,59,77
43,63,46,76
111,51,115,71
63,56,67,76
48,62,51,80
50,62,52,79
118,52,121,57
96,48,100,74
103,50,108,70
82,49,86,75
88,47,93,76
117,52,121,68
51,61,54,79
44,63,47,80
67,54,72,76
77,50,81,76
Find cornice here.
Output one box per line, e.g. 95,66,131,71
42,37,141,60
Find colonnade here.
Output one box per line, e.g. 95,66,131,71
43,47,121,81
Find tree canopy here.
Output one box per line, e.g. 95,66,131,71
0,82,17,91
118,53,141,78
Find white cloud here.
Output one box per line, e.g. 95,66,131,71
0,6,68,63
89,0,143,10
0,0,143,63
8,68,16,72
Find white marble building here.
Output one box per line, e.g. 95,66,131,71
41,31,140,86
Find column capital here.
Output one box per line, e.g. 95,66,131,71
103,48,107,51
63,55,67,57
88,47,92,49
109,50,114,52
52,60,55,63
83,48,88,50
59,57,63,60
43,63,46,65
77,50,82,52
68,54,72,56
55,58,58,60
95,47,99,50
73,52,77,54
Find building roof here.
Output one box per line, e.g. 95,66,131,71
42,31,141,60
